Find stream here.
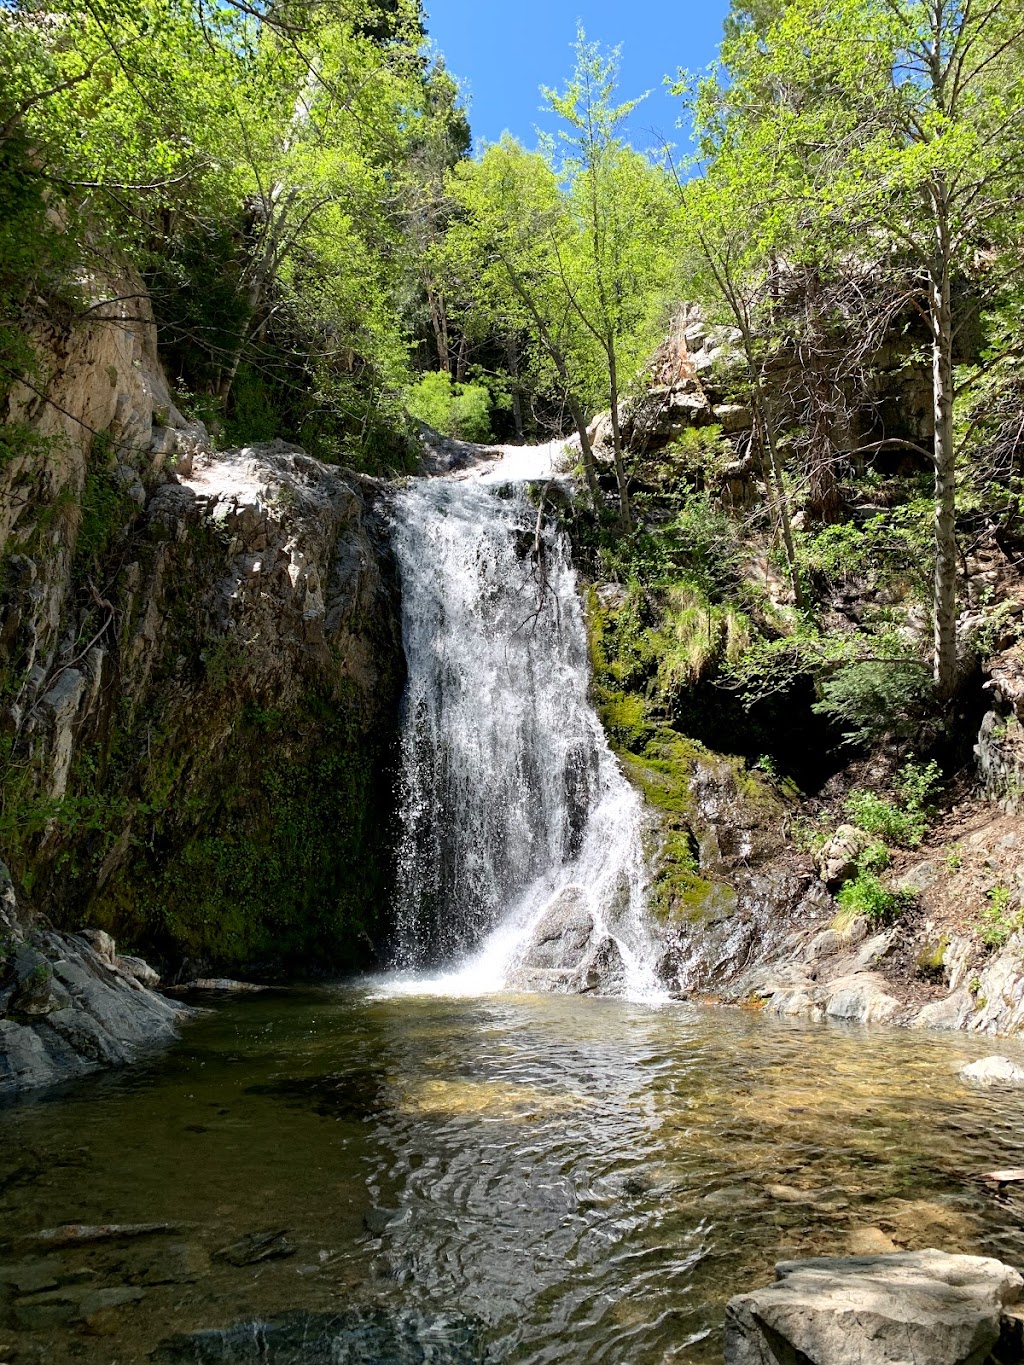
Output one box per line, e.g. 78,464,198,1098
2,990,1024,1361
2,457,1023,1361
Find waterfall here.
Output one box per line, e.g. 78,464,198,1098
386,465,661,1001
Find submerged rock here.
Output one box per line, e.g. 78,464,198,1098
960,1055,1024,1088
724,1249,1024,1365
151,1309,487,1363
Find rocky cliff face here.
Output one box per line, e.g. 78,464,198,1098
0,267,405,996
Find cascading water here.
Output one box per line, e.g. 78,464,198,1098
387,458,662,1001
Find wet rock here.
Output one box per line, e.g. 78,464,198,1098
26,1222,180,1249
823,972,902,1025
516,891,594,972
0,873,196,1098
8,947,57,1018
816,825,875,889
134,1242,210,1285
960,1055,1024,1088
574,936,626,995
724,1250,1024,1365
183,979,269,993
151,1309,487,1363
213,1231,295,1267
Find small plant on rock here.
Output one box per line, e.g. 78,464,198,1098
845,759,942,849
837,870,912,925
980,885,1024,948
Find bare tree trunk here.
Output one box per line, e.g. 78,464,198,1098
426,282,450,374
506,336,524,441
804,267,842,524
754,383,804,609
455,332,469,384
567,394,601,502
930,243,957,699
607,341,632,531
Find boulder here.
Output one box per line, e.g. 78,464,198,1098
816,824,875,888
724,1250,1024,1365
960,1054,1024,1088
515,889,594,972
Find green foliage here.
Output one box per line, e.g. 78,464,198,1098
75,456,138,576
837,870,911,924
799,503,933,598
813,658,935,747
980,885,1024,948
844,760,941,848
405,371,492,441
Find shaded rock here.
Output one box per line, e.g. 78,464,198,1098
816,825,875,888
724,1250,1024,1365
151,1309,487,1364
0,907,195,1099
960,1055,1024,1088
183,979,268,993
26,1222,179,1249
213,1231,295,1267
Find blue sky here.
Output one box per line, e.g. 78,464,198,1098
422,0,732,153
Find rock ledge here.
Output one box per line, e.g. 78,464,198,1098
725,1249,1024,1364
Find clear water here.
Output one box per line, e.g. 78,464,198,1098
2,989,1024,1362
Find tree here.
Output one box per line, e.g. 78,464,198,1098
688,0,1024,696
446,136,605,498
672,162,806,607
544,33,677,529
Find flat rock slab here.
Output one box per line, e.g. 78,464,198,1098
724,1249,1023,1365
151,1309,486,1363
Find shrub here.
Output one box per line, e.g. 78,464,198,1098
813,658,934,746
837,871,911,924
845,791,924,847
845,760,942,848
980,886,1024,948
406,371,492,442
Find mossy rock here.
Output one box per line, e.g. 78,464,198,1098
916,935,950,978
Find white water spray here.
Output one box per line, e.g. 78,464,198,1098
383,451,662,1001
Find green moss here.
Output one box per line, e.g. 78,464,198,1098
916,936,949,976
69,691,397,973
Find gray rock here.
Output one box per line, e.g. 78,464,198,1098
898,860,942,894
913,989,976,1032
515,890,594,972
114,954,160,988
712,403,753,433
824,972,902,1025
0,916,195,1098
816,824,875,888
960,1054,1024,1087
724,1249,1024,1365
